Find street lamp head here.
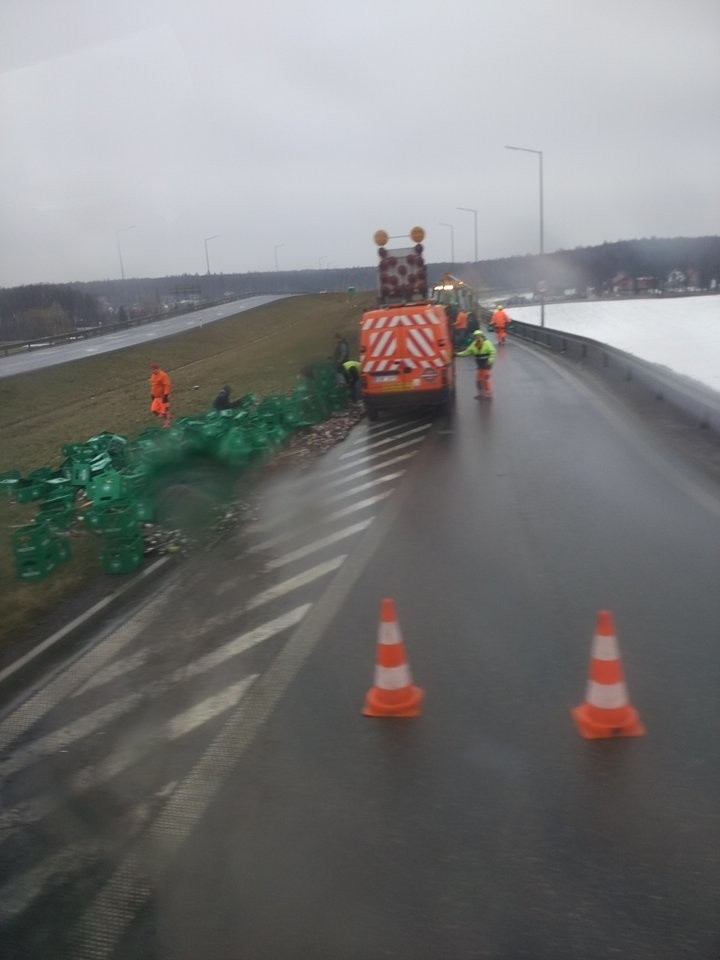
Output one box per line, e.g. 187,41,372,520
505,144,542,156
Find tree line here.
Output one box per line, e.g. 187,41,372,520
2,236,718,342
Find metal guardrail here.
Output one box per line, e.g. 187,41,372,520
509,320,720,437
0,294,256,357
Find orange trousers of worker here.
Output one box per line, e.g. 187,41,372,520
150,397,171,426
475,368,493,398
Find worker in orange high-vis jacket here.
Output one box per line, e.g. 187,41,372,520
490,304,510,345
453,309,469,350
149,362,171,426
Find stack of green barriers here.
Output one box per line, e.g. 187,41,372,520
6,364,351,578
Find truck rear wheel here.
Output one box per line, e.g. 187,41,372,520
365,403,379,422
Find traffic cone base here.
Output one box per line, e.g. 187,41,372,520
572,703,645,739
363,684,423,718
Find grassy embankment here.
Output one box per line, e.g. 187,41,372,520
0,292,372,654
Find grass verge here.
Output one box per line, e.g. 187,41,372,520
0,292,372,656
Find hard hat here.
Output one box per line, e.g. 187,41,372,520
497,304,504,309
150,362,159,370
473,329,484,338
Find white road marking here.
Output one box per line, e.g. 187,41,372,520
0,608,307,840
338,422,431,459
0,663,250,924
320,437,424,479
351,418,424,443
326,490,394,522
0,693,146,779
246,555,346,610
0,589,176,753
0,841,101,922
168,604,310,682
264,519,373,570
72,649,148,698
166,676,257,740
323,450,418,489
324,470,405,505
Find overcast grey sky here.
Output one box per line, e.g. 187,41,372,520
1,0,718,287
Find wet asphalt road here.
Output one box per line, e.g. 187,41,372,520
1,341,720,959
0,296,284,379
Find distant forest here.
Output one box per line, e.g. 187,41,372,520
2,236,719,342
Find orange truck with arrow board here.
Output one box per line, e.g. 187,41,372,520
359,227,456,422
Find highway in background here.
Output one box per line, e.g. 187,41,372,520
2,341,719,958
0,295,287,380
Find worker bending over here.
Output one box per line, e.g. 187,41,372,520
456,330,496,399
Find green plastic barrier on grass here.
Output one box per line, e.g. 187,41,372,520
8,364,350,578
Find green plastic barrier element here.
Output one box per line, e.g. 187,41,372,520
12,522,53,556
12,522,59,581
79,504,105,531
0,470,21,498
45,476,74,497
134,496,156,522
16,478,48,503
99,500,140,537
71,461,92,486
101,534,144,575
87,470,128,505
216,427,255,469
40,507,76,533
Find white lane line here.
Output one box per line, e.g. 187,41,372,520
264,519,373,570
320,437,424,479
168,605,310,682
245,489,395,557
75,602,311,698
1,679,256,920
246,555,346,611
0,609,307,823
0,589,176,753
324,471,405,505
0,693,146,779
0,842,101,923
351,418,423,444
0,604,306,777
338,422,431,460
71,650,148,698
166,676,257,740
323,450,418,490
326,490,394,522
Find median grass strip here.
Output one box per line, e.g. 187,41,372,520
0,292,371,655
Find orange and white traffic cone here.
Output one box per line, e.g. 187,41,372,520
572,610,645,739
362,598,423,717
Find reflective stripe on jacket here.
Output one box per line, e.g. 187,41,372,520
456,339,496,366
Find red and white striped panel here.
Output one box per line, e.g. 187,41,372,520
362,307,440,330
405,327,444,368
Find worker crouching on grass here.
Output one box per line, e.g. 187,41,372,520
149,362,171,426
456,330,496,399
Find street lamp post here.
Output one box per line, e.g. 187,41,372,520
115,225,135,281
440,222,455,264
204,234,219,275
456,206,478,263
505,144,545,326
274,243,285,272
